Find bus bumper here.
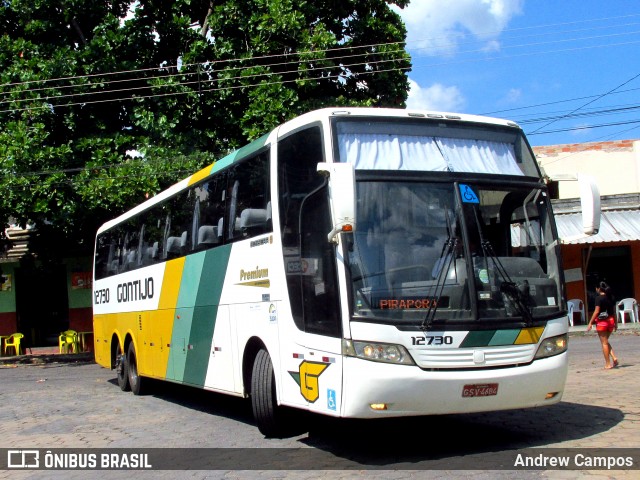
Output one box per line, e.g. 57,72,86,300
340,352,568,418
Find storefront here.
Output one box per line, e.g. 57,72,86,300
554,196,640,323
0,256,92,348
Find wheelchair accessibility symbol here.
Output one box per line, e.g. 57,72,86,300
459,184,479,204
327,389,337,411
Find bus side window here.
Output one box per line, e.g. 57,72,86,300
225,151,271,243
124,221,140,271
143,205,165,264
95,231,115,280
194,176,225,251
164,190,194,257
278,125,340,337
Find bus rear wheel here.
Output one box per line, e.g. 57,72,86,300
116,344,130,392
251,349,287,438
127,342,147,395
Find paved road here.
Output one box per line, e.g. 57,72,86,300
0,331,638,479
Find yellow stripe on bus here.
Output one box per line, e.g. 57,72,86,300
514,326,545,345
152,257,186,377
187,164,215,186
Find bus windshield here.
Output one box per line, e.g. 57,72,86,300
346,177,561,326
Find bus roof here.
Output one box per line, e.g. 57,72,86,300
279,107,520,131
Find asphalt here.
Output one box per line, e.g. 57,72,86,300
1,321,638,365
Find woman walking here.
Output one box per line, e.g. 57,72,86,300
586,281,619,369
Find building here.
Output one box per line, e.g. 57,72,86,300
0,226,93,348
535,139,640,323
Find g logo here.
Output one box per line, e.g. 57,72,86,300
290,360,329,402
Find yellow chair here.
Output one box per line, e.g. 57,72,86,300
59,330,79,353
4,333,24,356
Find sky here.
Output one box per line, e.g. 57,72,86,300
390,0,640,146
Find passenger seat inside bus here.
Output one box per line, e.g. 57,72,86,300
166,236,182,259
240,203,271,236
143,242,159,264
197,225,219,248
125,250,137,270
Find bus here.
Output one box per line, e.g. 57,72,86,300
92,107,600,437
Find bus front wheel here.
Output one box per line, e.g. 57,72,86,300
127,342,147,396
251,349,286,437
116,344,130,392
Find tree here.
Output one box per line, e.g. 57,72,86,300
0,0,411,260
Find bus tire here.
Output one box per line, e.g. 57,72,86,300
251,349,284,437
127,342,147,396
116,344,130,392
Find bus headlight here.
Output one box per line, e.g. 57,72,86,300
343,339,415,365
534,334,568,360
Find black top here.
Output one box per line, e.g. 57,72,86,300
595,294,614,317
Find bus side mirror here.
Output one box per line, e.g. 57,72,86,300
578,174,600,235
317,162,356,243
548,173,601,238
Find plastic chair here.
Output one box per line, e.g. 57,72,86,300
567,302,575,327
567,299,585,325
4,333,24,356
59,330,80,353
617,298,639,324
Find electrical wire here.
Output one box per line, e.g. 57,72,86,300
528,72,640,134
3,12,640,110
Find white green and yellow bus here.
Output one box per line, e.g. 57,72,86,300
93,107,599,437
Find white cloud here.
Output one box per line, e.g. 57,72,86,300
391,0,524,56
406,79,465,112
504,88,522,103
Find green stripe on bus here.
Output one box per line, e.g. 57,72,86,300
488,329,520,346
210,133,270,175
167,254,206,381
460,330,496,348
183,245,232,386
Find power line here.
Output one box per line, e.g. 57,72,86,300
528,72,640,134
527,118,640,136
410,28,640,57
0,62,411,115
4,30,639,107
3,35,639,116
0,40,407,92
0,50,408,109
482,87,640,115
515,104,640,125
3,12,640,109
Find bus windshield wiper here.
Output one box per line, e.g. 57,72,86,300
422,209,457,331
481,239,533,326
471,207,533,326
421,237,457,331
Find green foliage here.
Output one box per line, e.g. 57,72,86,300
0,0,411,259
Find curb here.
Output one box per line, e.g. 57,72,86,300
0,352,95,366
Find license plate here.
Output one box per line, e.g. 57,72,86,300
462,383,499,397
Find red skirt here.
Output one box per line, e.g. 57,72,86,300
596,315,616,332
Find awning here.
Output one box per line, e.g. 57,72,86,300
554,210,640,244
